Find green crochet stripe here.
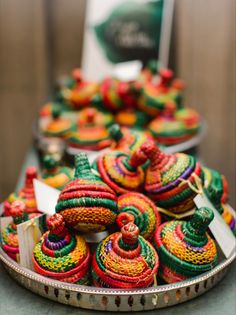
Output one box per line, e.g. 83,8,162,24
55,197,118,213
155,243,218,277
120,206,149,236
68,136,110,146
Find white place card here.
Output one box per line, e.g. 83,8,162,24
17,214,46,270
194,194,236,258
34,179,60,215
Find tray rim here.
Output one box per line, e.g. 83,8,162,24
0,245,235,296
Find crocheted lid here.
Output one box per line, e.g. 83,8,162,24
1,201,28,261
62,68,98,109
44,106,75,138
77,107,114,127
141,141,204,213
109,124,153,153
42,155,73,190
154,207,218,282
33,213,90,284
115,109,149,128
203,167,228,214
18,167,39,214
92,222,159,288
96,148,147,194
148,107,200,145
55,153,118,232
117,192,161,240
138,68,183,116
67,109,112,150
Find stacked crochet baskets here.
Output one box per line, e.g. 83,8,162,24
0,62,235,312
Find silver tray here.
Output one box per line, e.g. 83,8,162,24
0,246,235,312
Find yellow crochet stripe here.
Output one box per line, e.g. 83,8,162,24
34,234,88,272
162,154,190,185
119,196,156,239
43,173,70,188
162,224,217,264
100,237,148,277
2,229,18,247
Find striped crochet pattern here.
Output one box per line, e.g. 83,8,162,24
55,153,118,232
95,148,147,194
61,68,98,109
77,107,114,128
109,124,153,154
2,201,28,261
42,155,73,190
43,105,76,138
3,166,40,216
203,166,229,214
117,192,161,240
138,69,183,117
115,109,149,128
92,222,159,288
141,141,204,213
33,213,90,284
154,207,218,283
222,205,236,235
148,107,200,146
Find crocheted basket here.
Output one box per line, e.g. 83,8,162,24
100,78,140,112
41,155,73,190
95,147,147,194
92,222,159,288
222,205,236,235
43,105,75,138
109,124,153,154
4,167,40,216
55,153,118,232
203,166,229,214
33,213,90,284
148,107,200,146
115,109,149,128
1,201,28,261
138,69,183,117
141,141,204,213
77,107,114,128
117,192,161,240
153,207,218,283
61,68,98,109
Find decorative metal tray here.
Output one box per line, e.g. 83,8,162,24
0,246,235,312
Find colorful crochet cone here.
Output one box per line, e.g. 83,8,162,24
117,192,161,240
18,167,40,214
66,108,112,150
95,148,148,194
2,201,28,261
141,141,204,213
41,155,73,190
33,213,90,284
55,153,118,232
92,222,159,288
43,105,75,138
115,109,149,128
61,68,98,109
4,167,40,216
109,124,154,154
222,205,236,235
138,68,183,116
203,167,229,214
148,107,200,146
154,207,218,283
100,77,141,112
77,107,114,128
138,59,159,84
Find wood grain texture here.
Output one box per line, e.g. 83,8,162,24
0,0,49,199
174,0,236,205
